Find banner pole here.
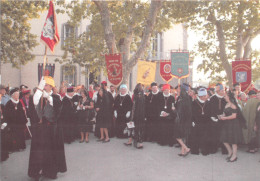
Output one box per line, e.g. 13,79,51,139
40,45,47,124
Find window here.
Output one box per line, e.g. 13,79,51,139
61,65,77,86
150,32,163,60
61,23,78,48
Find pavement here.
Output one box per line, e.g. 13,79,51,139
1,134,260,181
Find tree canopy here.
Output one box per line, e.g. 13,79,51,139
1,0,46,68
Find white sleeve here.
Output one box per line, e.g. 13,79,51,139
33,90,43,105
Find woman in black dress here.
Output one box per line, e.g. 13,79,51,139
174,84,192,156
114,84,133,138
77,89,94,143
95,88,110,143
219,91,244,162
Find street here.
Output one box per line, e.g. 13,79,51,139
1,134,260,181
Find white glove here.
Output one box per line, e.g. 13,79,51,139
43,91,53,106
26,118,31,127
74,102,78,106
211,117,218,122
1,123,7,130
192,122,195,127
114,110,117,118
38,77,46,90
126,111,131,118
77,106,81,110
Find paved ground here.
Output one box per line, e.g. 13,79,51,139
1,134,260,181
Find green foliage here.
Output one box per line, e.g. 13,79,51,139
1,0,47,68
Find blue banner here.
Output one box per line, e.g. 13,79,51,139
171,52,189,79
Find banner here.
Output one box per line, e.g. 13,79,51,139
171,52,189,79
232,60,251,92
38,63,55,83
160,60,173,82
105,54,123,86
40,0,59,52
137,61,156,85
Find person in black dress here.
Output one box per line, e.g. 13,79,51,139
125,83,146,149
95,88,111,143
114,84,132,138
77,89,94,143
219,91,244,162
157,84,175,146
190,88,210,155
174,84,192,156
145,82,162,142
4,88,27,151
61,87,76,144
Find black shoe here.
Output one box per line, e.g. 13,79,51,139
124,142,132,146
183,150,191,157
226,155,232,161
228,157,238,162
97,138,105,142
103,139,110,143
85,140,89,143
79,140,84,143
136,145,143,149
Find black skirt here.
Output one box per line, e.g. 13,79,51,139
77,110,93,133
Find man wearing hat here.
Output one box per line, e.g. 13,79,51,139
190,88,210,155
60,86,77,144
4,87,27,151
145,82,163,142
0,85,10,114
29,76,67,180
207,83,227,154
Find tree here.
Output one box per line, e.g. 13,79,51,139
55,0,198,85
184,1,260,87
1,0,46,68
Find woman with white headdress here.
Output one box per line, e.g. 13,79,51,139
114,84,133,138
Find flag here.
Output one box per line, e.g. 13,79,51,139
105,54,123,86
40,0,59,53
171,52,189,79
137,60,156,85
232,60,251,92
160,60,173,82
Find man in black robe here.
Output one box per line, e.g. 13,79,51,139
145,82,162,142
190,88,210,155
208,83,227,154
61,86,76,144
28,76,66,180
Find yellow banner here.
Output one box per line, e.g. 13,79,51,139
137,60,156,85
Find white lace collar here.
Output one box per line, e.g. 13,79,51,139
11,98,19,104
197,96,205,103
152,89,159,95
120,92,128,97
215,93,224,98
163,93,170,97
66,93,73,99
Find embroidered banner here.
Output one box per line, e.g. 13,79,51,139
160,60,173,82
105,54,123,86
232,60,251,92
171,52,189,79
137,60,156,85
40,0,59,52
38,63,55,83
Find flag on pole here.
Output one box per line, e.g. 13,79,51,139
232,60,251,92
40,0,59,53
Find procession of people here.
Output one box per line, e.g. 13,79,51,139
1,78,260,180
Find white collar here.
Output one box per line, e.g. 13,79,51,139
215,93,224,98
163,93,170,97
120,92,128,97
197,96,205,103
66,93,73,99
11,98,19,104
152,90,159,95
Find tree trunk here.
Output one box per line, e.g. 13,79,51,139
94,0,163,88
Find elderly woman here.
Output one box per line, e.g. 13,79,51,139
4,88,27,151
114,84,133,138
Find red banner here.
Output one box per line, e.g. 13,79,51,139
40,0,59,53
105,54,123,86
160,60,173,82
232,60,251,92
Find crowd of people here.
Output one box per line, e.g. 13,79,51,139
1,77,260,180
